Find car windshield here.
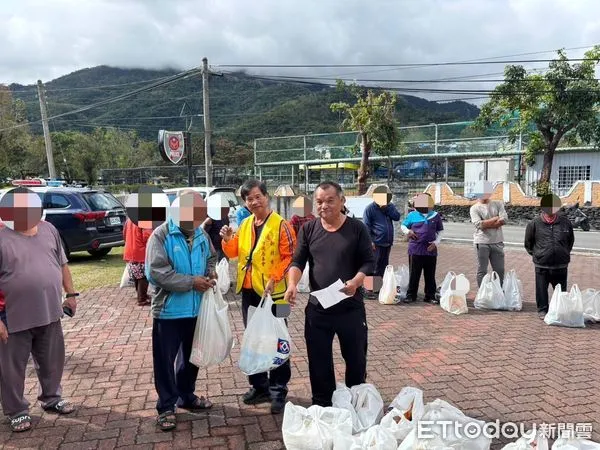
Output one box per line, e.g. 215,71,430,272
82,192,123,211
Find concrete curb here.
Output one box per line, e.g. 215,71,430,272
441,237,600,255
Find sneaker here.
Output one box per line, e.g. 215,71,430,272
424,297,439,304
242,388,271,405
270,397,286,414
538,311,547,320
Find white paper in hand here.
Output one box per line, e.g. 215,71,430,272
311,279,349,309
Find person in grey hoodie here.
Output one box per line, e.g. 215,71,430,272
469,181,508,287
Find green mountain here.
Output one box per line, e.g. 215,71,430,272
9,65,480,144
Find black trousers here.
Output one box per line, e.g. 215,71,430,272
373,245,392,277
152,317,199,414
304,303,368,407
407,254,437,301
241,289,291,400
535,267,568,313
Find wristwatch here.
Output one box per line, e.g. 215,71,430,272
65,293,79,298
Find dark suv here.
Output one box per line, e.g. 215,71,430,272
1,186,126,259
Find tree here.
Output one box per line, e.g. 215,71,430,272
475,46,600,196
330,81,400,194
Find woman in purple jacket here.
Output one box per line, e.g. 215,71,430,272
401,194,443,303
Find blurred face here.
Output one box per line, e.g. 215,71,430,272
315,186,344,221
244,187,269,216
541,194,562,216
292,196,313,217
373,192,392,207
0,188,43,232
172,192,207,231
414,193,433,215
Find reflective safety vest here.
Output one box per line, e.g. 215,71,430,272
235,212,288,300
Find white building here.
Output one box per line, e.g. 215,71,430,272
524,149,600,196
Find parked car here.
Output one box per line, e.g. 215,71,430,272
0,183,126,259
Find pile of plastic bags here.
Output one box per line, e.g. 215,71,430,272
282,385,491,450
474,270,523,311
544,284,585,328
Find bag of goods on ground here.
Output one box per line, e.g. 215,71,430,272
544,284,585,328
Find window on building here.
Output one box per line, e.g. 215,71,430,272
557,165,591,190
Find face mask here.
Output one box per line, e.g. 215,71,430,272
416,207,428,214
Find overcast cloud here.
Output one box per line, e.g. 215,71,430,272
2,0,599,102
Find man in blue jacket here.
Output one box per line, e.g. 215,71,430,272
145,191,217,431
363,185,401,277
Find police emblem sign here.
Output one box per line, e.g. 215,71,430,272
158,130,185,164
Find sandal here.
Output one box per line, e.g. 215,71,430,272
43,399,75,415
179,396,213,411
10,414,32,432
156,411,177,431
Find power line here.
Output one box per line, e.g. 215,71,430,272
215,58,595,69
8,72,186,93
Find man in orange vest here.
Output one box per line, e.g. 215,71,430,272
221,179,296,414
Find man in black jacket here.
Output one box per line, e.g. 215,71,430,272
524,194,575,319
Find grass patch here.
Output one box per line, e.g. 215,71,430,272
67,246,126,292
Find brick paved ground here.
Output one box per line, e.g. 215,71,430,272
1,243,599,449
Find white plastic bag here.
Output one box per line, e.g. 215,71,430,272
383,387,425,441
379,265,398,305
119,266,134,288
397,399,491,450
282,402,353,450
352,384,385,433
502,269,523,311
502,429,549,450
582,288,600,322
239,294,291,375
332,430,362,450
332,383,360,433
395,265,410,300
332,383,384,434
360,425,397,450
544,284,585,328
474,271,506,310
552,438,600,449
439,272,470,315
216,258,231,295
298,263,311,293
190,287,233,368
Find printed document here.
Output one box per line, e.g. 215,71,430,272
311,279,349,309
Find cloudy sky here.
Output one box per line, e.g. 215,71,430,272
2,0,599,102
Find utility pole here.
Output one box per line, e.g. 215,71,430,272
37,80,56,179
202,57,213,187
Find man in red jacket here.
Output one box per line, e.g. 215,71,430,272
123,219,153,306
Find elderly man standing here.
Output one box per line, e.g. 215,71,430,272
363,185,401,277
525,194,574,319
284,181,374,407
0,187,78,432
469,181,508,287
145,191,217,431
221,179,296,414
